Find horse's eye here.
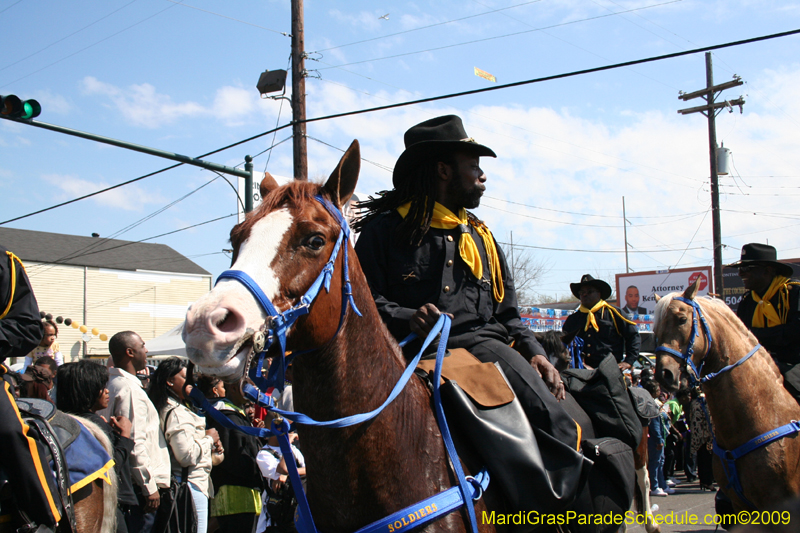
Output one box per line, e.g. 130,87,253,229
304,235,326,250
678,316,689,325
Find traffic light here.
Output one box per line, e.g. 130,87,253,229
0,94,41,119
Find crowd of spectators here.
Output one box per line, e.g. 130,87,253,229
4,327,302,533
638,369,715,498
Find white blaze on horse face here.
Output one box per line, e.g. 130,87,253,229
183,208,293,379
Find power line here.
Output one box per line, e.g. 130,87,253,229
306,136,394,173
484,196,707,220
25,173,224,276
318,0,684,71
495,241,707,253
481,201,703,228
313,0,544,53
0,132,291,226
164,0,289,36
0,0,141,74
6,28,800,224
0,0,184,89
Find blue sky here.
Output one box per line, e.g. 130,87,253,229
2,0,799,301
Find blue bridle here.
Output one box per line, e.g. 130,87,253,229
655,296,800,510
215,195,361,393
200,194,489,533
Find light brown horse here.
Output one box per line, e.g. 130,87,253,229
183,141,499,533
653,280,800,511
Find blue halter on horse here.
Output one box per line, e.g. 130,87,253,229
655,295,800,509
189,194,490,533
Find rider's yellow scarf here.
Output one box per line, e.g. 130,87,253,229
751,276,799,327
579,300,636,333
397,201,504,302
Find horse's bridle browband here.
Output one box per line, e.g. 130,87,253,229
215,194,361,393
656,296,765,385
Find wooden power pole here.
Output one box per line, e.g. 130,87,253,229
291,0,307,180
678,52,744,296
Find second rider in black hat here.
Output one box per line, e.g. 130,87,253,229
561,274,641,370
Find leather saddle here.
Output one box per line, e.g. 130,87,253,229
0,398,80,533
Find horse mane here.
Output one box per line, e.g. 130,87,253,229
72,414,118,533
230,180,328,263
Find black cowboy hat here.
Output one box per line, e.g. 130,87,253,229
392,115,496,188
570,274,612,300
726,243,794,278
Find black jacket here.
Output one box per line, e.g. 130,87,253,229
736,280,800,365
562,303,641,367
0,246,43,362
354,211,546,360
206,400,264,491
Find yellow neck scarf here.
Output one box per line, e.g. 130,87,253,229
751,276,795,327
579,300,636,333
397,201,504,302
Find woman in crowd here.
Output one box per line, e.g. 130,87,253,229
56,360,138,533
688,387,716,490
204,379,265,533
148,358,223,533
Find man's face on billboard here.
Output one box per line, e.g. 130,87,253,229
625,287,640,309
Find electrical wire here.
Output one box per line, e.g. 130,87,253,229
318,0,684,71
0,0,186,89
481,201,703,228
495,241,706,253
25,173,224,275
5,27,800,225
164,0,289,36
0,131,291,226
306,136,394,173
0,0,142,74
313,0,544,53
485,196,707,220
0,0,24,15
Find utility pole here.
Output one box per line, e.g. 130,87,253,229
678,52,744,296
622,196,630,273
291,0,308,180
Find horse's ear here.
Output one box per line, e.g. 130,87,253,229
683,278,700,300
654,293,661,302
260,172,280,199
324,140,360,209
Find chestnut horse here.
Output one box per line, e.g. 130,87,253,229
653,281,800,511
183,141,499,533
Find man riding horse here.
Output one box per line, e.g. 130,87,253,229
561,274,641,371
728,243,800,402
0,246,62,532
353,114,581,452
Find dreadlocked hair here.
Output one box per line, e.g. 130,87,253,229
353,153,456,246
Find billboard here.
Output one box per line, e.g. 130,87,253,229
615,266,714,317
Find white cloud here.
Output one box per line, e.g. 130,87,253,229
29,90,72,115
43,173,164,210
80,76,206,128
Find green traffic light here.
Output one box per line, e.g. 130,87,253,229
21,99,41,119
0,95,40,119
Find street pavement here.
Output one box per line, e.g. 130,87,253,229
628,472,720,533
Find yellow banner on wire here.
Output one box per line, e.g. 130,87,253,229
474,67,496,83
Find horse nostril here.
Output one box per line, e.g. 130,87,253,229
207,308,243,335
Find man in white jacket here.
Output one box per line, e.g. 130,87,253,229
99,331,170,533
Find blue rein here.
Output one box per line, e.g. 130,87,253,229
655,296,800,509
197,194,488,533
